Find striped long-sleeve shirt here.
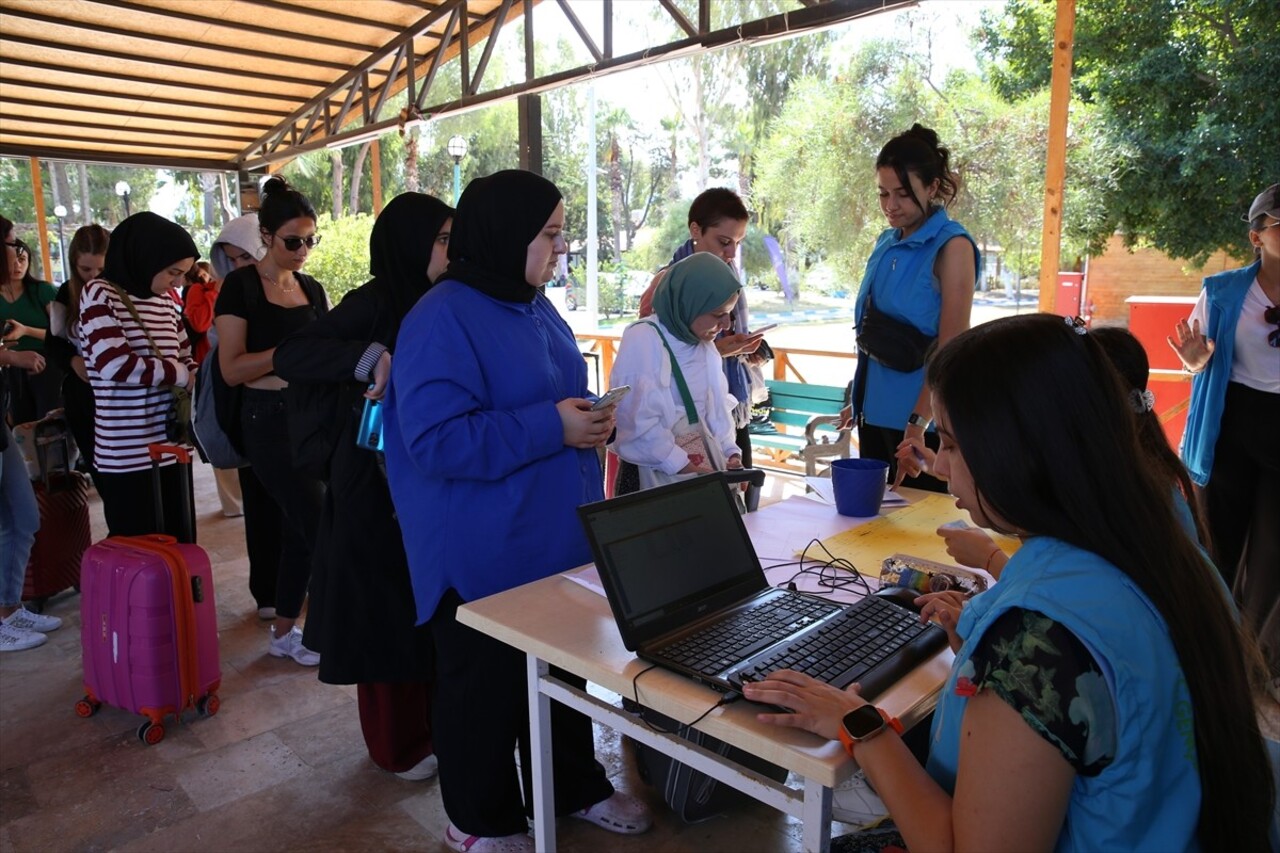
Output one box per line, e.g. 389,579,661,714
78,278,194,473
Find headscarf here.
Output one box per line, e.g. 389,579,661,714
210,213,265,279
443,169,562,303
651,252,742,345
101,212,198,300
368,192,454,323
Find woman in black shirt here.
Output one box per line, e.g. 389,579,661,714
215,178,328,666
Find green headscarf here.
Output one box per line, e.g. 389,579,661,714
651,252,742,345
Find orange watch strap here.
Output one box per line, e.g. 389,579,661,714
838,707,904,759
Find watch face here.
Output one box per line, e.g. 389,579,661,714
842,705,885,740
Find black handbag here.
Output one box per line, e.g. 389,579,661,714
856,294,936,373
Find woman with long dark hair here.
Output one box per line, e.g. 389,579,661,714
1,215,62,423
273,191,452,782
744,314,1273,851
215,177,328,665
384,171,649,852
841,124,979,493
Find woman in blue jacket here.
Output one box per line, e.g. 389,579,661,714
383,170,651,853
1169,182,1279,696
843,124,978,493
745,314,1273,851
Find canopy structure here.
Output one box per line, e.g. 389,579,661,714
0,0,911,171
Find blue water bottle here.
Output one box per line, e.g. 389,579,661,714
356,389,385,453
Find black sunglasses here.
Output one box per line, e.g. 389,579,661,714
4,240,29,259
1265,304,1279,348
276,235,321,251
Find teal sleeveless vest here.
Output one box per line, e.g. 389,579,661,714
925,536,1201,851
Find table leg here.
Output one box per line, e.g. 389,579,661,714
527,654,556,852
801,776,833,853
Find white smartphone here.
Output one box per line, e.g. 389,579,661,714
748,323,777,336
590,385,632,411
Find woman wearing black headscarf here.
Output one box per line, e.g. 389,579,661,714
78,212,198,537
383,171,650,852
272,192,452,782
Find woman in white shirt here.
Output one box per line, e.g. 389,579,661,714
610,253,750,492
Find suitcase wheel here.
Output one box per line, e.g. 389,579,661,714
137,721,165,746
196,693,220,718
74,697,101,718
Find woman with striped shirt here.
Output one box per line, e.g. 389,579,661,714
79,212,198,538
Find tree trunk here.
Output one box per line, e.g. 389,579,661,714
405,127,420,192
77,164,91,223
217,173,235,223
198,173,218,230
349,142,371,215
608,135,626,256
330,150,345,218
692,60,711,190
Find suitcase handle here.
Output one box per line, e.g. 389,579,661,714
149,444,192,464
148,444,195,543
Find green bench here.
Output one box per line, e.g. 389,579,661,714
748,380,853,476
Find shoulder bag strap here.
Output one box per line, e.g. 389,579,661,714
639,321,699,425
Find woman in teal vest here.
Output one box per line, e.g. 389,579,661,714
745,314,1272,851
843,124,979,494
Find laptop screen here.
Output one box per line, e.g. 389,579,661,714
578,475,766,646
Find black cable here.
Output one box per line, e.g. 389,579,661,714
628,664,741,734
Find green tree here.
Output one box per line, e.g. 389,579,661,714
978,0,1280,263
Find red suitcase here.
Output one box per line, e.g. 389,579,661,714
76,445,220,744
23,472,91,608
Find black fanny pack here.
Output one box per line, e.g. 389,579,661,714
856,294,936,373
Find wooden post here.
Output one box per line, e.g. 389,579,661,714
370,140,383,215
1038,0,1076,312
28,157,53,282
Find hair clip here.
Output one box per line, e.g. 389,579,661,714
1065,316,1088,335
1128,388,1156,414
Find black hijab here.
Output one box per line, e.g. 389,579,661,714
102,212,198,300
444,169,562,303
368,192,454,323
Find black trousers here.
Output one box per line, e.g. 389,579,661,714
431,589,613,837
240,389,324,619
237,465,282,610
1201,382,1280,677
95,461,194,540
859,423,948,494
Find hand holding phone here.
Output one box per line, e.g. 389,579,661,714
590,384,632,411
748,323,777,336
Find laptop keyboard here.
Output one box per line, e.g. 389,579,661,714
659,593,844,674
732,595,946,699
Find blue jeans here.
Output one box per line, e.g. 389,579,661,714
0,426,40,607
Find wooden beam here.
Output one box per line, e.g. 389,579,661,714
29,158,52,280
1038,0,1076,313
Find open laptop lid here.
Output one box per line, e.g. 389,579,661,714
577,473,768,651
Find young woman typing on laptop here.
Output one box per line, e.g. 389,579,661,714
743,314,1273,851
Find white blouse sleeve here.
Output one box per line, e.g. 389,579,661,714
609,323,690,474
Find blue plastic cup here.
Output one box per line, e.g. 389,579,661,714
830,458,889,517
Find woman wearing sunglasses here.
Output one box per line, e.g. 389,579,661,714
215,177,329,666
2,215,63,424
1169,181,1280,699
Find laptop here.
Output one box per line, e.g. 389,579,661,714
577,473,947,699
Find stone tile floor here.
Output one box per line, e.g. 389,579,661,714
0,461,827,853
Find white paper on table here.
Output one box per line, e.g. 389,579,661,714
803,478,909,507
562,565,608,598
882,488,909,505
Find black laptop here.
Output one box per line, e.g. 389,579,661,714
577,474,947,699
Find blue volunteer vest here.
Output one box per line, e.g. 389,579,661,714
925,536,1201,851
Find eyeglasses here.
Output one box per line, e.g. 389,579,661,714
4,240,29,259
277,235,321,251
1260,218,1280,232
1265,304,1279,348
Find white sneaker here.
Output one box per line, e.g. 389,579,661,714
3,606,62,633
394,754,438,781
0,621,48,652
267,625,320,666
832,770,890,828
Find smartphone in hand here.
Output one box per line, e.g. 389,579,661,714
590,385,632,411
748,323,777,336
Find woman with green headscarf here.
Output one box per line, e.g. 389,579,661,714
610,252,746,493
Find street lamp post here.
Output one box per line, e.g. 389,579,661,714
447,135,468,205
53,204,67,281
115,180,132,219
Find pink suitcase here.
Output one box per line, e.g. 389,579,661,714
77,533,222,744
